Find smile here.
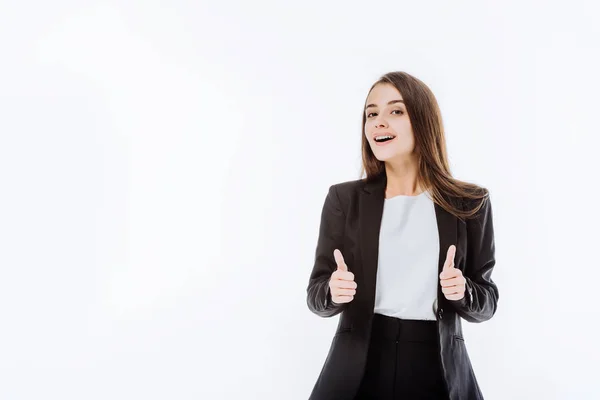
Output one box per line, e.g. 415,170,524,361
374,136,396,146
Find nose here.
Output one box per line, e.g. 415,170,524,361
373,115,387,128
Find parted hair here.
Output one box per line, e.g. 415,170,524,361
359,71,489,221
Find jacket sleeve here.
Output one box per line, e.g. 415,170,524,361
306,184,348,318
449,191,499,323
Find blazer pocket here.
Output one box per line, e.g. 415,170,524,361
453,334,465,342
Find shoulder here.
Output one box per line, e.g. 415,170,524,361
330,178,366,192
460,185,492,221
321,178,366,215
328,178,367,199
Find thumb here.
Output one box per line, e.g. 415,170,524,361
333,249,348,271
443,245,456,271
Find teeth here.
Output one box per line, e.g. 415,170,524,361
375,135,395,142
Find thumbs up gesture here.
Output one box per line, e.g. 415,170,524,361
439,245,466,301
328,249,357,305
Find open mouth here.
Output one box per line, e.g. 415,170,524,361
374,135,396,145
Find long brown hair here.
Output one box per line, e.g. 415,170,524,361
359,71,489,221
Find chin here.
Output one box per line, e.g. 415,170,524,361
373,153,389,161
372,150,399,162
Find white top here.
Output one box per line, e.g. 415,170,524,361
373,190,440,320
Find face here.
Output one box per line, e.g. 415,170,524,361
364,83,416,163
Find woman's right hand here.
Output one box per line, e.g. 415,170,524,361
329,249,357,304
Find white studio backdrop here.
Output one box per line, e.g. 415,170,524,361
0,1,598,399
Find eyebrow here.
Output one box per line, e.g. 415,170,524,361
365,99,404,111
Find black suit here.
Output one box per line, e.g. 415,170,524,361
306,173,499,400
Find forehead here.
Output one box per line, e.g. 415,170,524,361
366,83,403,103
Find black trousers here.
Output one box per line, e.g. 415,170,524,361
354,313,449,400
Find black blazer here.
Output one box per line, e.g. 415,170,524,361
306,172,499,400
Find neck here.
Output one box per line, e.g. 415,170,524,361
384,158,422,196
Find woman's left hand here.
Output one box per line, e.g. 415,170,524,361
439,245,466,301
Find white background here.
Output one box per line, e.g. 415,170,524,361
0,1,598,399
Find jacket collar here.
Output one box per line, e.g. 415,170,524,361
358,171,459,318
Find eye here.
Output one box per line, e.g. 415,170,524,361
366,110,404,118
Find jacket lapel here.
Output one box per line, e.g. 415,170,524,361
359,173,458,317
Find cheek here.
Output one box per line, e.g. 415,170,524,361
395,127,415,144
393,120,412,133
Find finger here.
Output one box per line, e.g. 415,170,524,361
441,283,464,293
333,270,355,282
332,295,354,304
332,279,357,289
443,245,456,270
333,287,357,296
333,249,348,272
440,275,466,287
441,285,464,295
444,293,465,301
440,267,461,281
440,246,457,279
440,267,458,280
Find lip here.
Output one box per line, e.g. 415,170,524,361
374,136,397,146
372,132,396,141
372,132,397,146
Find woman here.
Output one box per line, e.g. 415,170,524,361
306,71,499,400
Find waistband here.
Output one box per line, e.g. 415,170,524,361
370,312,438,343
